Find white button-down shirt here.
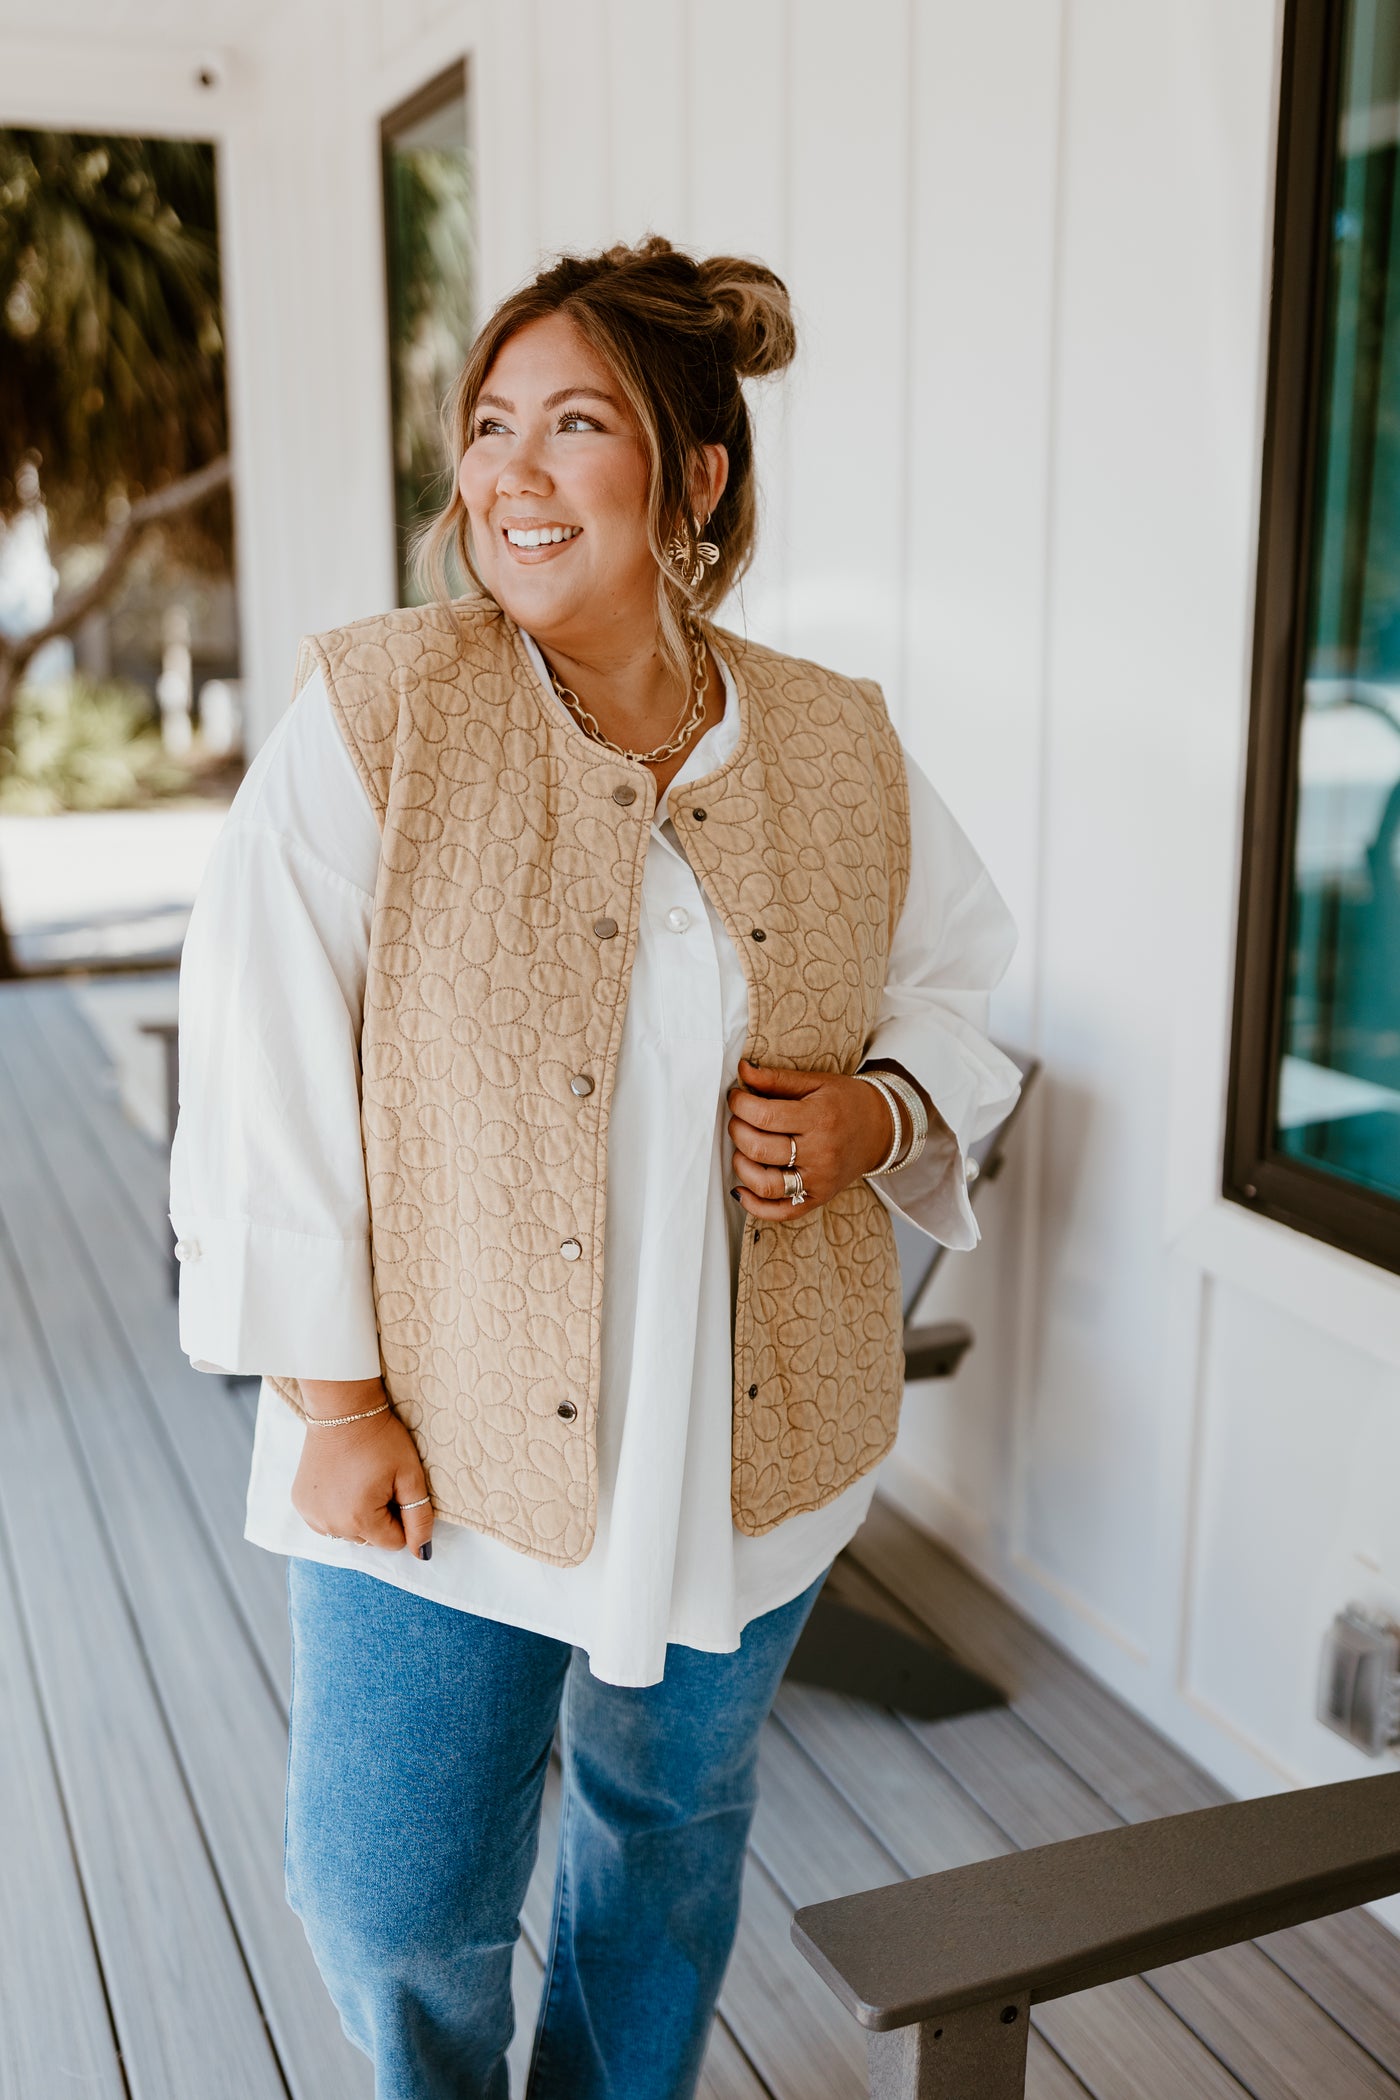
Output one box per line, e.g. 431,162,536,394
170,636,1020,1686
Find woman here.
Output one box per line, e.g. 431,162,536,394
171,237,1020,2100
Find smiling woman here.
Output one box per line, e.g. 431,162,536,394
169,234,1022,2099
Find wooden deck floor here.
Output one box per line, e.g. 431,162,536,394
3,974,1399,2099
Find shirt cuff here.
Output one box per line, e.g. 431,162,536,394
171,1214,382,1380
860,1019,1023,1250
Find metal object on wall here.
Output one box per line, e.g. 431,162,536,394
1318,1606,1400,1756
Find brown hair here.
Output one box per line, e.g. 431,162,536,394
415,235,796,683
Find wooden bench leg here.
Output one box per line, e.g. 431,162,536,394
868,1994,1030,2099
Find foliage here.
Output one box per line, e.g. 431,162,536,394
0,675,193,812
384,130,475,595
0,129,230,567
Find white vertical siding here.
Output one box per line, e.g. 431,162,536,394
7,0,1400,1826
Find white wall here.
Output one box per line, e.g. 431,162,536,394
8,0,1400,1829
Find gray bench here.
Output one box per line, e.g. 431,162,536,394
792,1767,1400,2096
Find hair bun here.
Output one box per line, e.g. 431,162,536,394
696,255,797,380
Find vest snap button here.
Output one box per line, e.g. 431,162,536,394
748,1384,758,1399
593,915,618,939
751,928,767,942
611,784,637,806
692,808,707,822
569,1073,595,1097
560,1238,582,1261
556,1400,578,1421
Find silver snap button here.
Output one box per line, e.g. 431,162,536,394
556,1400,578,1421
751,928,767,942
559,1237,582,1261
666,906,690,934
692,808,707,822
593,915,618,939
569,1073,595,1097
612,784,637,806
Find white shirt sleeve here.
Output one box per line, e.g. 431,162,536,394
862,746,1022,1250
169,666,384,1377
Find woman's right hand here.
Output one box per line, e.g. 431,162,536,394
292,1378,435,1560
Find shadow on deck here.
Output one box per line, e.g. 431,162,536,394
2,975,1399,2099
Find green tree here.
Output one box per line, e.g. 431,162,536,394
0,128,233,973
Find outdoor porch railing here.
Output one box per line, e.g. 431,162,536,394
792,1769,1400,2097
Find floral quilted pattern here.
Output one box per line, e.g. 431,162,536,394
269,605,910,1561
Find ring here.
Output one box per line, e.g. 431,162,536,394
786,1136,797,1169
782,1168,807,1205
398,1496,432,1511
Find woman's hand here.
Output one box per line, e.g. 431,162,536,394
292,1377,435,1560
726,1057,927,1219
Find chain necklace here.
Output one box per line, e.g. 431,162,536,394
548,625,710,766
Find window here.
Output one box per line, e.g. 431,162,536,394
1228,0,1400,1274
380,62,476,606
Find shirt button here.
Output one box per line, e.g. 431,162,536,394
559,1237,583,1261
965,1157,980,1184
569,1073,595,1097
174,1238,201,1261
611,784,637,806
556,1400,578,1421
666,906,690,934
593,915,618,939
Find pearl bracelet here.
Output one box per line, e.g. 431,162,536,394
877,1071,929,1174
855,1070,906,1176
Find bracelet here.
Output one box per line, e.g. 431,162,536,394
854,1071,905,1175
878,1072,929,1174
303,1401,391,1429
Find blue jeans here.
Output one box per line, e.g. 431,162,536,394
284,1561,827,2100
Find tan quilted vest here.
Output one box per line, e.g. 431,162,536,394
269,602,911,1565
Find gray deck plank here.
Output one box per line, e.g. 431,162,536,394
0,1006,370,2100
13,983,293,1697
850,1501,1400,2087
0,1519,125,2100
0,1208,285,2094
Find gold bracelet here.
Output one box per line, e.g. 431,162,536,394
304,1400,391,1428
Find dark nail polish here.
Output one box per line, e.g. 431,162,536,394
730,1187,741,1201
418,1541,433,1562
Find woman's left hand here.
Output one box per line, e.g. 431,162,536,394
726,1057,903,1218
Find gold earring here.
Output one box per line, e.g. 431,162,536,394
666,513,720,591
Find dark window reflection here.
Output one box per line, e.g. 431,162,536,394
381,66,475,606
1278,0,1400,1202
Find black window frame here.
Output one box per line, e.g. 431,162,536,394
1225,0,1400,1277
379,58,472,607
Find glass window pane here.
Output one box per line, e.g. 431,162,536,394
382,70,475,605
1277,0,1400,1203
